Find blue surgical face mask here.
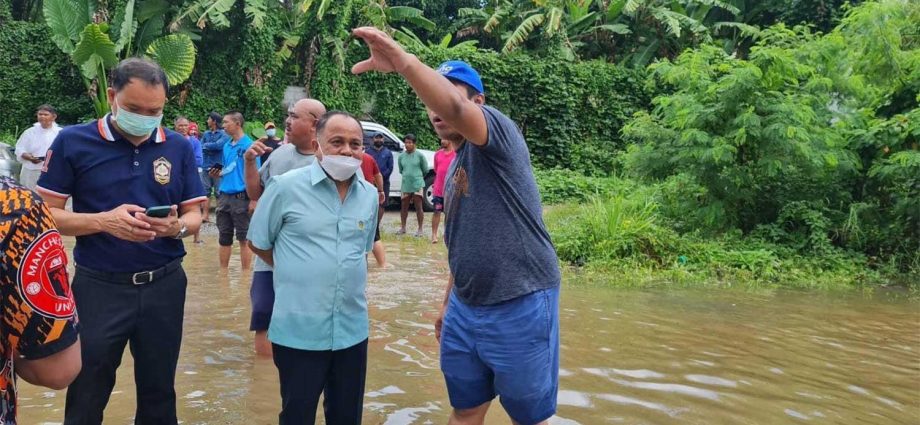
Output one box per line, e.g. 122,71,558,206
112,101,163,137
266,128,277,138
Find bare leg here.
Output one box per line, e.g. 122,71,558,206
448,401,491,425
240,241,254,270
254,331,272,357
399,196,410,234
414,195,424,236
219,245,231,269
372,241,387,267
431,212,441,243
203,198,212,222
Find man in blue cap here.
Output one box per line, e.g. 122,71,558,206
352,27,562,425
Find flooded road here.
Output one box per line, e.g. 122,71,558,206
19,214,920,424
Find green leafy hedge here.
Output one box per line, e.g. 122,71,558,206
0,21,91,141
314,46,653,172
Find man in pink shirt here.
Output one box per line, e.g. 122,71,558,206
431,138,456,243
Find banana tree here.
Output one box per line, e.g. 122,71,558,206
44,0,197,118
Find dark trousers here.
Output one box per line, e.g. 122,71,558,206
272,340,368,425
64,266,188,425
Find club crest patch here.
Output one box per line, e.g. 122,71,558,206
357,220,366,231
17,230,74,319
153,157,171,185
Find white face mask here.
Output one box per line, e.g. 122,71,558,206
318,144,361,181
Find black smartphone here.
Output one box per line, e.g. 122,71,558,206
34,156,45,161
145,205,173,218
209,163,223,171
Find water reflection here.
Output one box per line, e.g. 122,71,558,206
16,215,920,424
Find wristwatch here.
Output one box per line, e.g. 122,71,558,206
173,219,189,239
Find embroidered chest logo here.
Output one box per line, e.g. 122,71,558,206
153,157,172,185
357,220,366,231
17,230,74,319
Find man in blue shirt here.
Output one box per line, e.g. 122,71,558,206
353,29,562,425
212,111,257,270
366,132,394,230
175,116,204,244
200,111,228,223
248,111,377,425
36,58,205,424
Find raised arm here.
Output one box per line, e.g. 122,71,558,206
352,27,488,146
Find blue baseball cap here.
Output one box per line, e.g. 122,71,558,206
436,60,484,95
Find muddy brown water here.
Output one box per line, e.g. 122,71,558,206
18,214,920,424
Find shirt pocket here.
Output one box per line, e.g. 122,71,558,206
340,215,370,260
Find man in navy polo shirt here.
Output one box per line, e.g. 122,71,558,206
36,58,206,424
212,111,257,270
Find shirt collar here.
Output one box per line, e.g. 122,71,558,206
309,160,328,186
98,113,166,143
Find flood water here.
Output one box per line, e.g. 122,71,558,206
18,213,920,424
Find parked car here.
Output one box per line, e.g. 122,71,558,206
361,121,437,210
0,145,21,181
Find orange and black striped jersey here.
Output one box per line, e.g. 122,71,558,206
0,176,79,424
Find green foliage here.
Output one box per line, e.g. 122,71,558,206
545,190,887,288
314,44,651,167
623,39,857,232
0,20,91,132
145,34,197,85
42,0,91,54
534,169,625,203
623,0,919,272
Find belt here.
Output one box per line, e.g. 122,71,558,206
76,259,183,285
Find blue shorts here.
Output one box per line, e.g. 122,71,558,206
250,271,274,331
440,287,560,424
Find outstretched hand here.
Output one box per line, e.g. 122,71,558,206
351,27,414,75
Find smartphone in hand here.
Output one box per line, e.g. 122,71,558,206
145,205,173,218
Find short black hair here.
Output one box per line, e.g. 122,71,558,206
316,111,362,138
459,82,479,99
373,133,384,138
224,111,244,127
36,104,57,115
111,57,169,93
403,133,417,142
208,112,222,123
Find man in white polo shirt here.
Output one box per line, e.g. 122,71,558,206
14,104,62,190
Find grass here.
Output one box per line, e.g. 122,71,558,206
543,193,917,292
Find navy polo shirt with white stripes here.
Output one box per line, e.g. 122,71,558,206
37,114,206,273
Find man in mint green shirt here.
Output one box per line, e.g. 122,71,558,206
247,111,378,425
397,133,429,236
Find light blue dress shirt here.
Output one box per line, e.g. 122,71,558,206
247,161,378,351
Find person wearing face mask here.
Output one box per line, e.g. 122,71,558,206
36,57,206,424
241,98,327,358
366,132,393,229
248,111,378,425
258,121,282,163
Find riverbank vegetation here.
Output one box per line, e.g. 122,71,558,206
1,0,916,289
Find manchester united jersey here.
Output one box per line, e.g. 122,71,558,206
0,176,79,424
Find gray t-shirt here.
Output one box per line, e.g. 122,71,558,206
253,143,316,272
444,105,561,305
